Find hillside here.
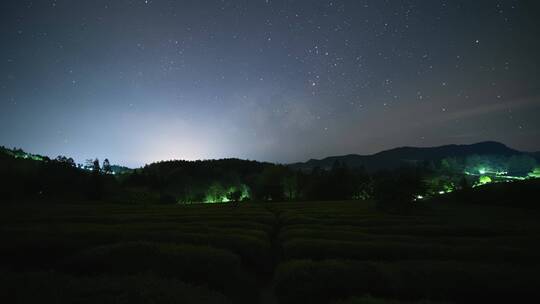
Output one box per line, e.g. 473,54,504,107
289,141,537,172
438,178,540,209
2,142,538,204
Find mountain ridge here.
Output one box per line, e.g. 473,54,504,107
289,141,538,172
2,142,539,171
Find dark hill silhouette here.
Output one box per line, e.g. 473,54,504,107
2,142,539,204
289,141,537,172
440,178,540,209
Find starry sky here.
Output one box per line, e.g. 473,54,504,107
1,0,539,167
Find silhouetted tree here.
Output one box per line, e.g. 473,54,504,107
87,158,103,200
373,168,426,213
282,173,299,201
459,176,471,191
205,182,227,202
508,155,537,176
227,189,242,203
55,156,75,167
92,158,101,173
456,176,473,202
84,159,94,170
103,158,112,174
159,193,176,204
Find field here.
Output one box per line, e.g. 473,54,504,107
1,200,540,303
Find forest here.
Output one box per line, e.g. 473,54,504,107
1,146,538,210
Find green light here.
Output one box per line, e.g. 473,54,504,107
529,168,540,178
478,168,486,175
478,175,492,185
203,184,250,203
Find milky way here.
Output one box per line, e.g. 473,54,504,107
1,0,539,167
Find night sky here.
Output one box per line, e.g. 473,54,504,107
1,0,539,167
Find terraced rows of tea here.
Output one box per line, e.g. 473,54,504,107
1,203,274,303
269,201,540,304
2,201,540,303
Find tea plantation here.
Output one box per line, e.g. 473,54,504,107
1,200,539,303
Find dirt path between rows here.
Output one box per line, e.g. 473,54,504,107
258,206,282,304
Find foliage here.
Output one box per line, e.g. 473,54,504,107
0,150,116,202
61,242,246,289
0,272,229,304
0,203,273,302
529,167,540,178
373,168,426,213
333,296,443,304
123,159,372,203
2,194,540,303
478,175,492,185
274,259,540,304
102,158,112,174
1,145,539,204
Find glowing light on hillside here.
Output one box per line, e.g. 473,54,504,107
204,184,250,203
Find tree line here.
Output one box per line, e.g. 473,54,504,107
2,146,538,210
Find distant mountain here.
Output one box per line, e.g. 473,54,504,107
289,141,536,172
